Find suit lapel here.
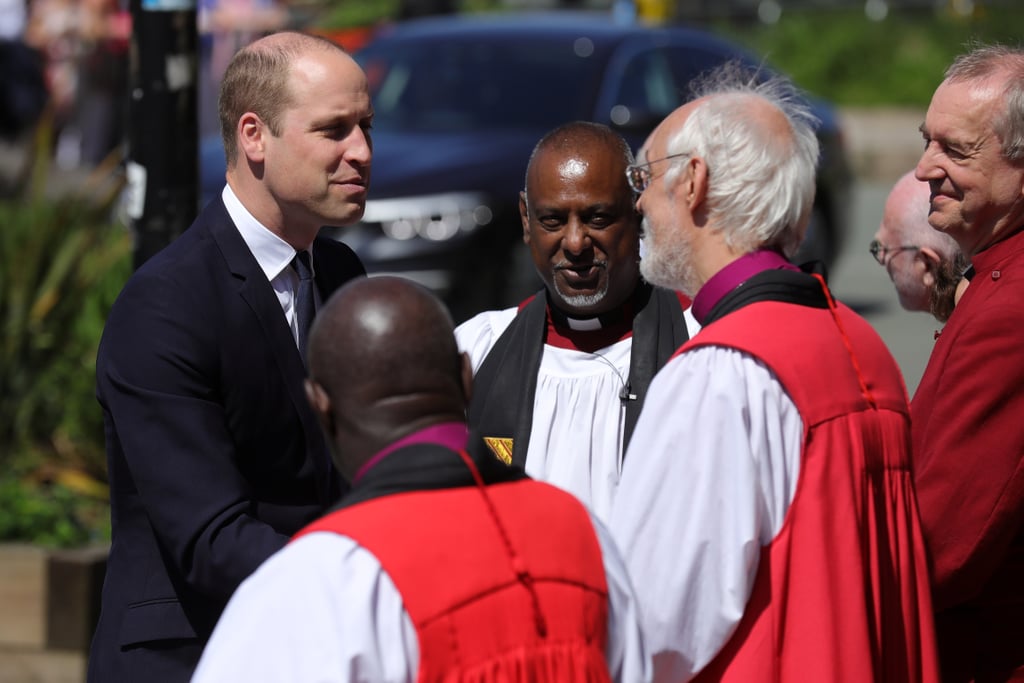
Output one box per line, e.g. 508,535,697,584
205,200,332,491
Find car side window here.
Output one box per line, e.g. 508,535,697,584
612,49,680,121
664,45,755,100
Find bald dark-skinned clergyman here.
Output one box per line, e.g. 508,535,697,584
193,276,651,683
457,121,695,522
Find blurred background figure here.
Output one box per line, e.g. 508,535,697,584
0,0,25,39
23,0,128,167
0,0,48,146
74,0,129,166
871,170,967,323
197,0,289,137
24,0,78,152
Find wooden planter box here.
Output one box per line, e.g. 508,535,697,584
0,543,107,683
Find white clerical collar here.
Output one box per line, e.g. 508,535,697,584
547,298,629,331
564,316,603,331
222,184,310,281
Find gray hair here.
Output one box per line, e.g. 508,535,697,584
944,43,1024,162
662,63,820,257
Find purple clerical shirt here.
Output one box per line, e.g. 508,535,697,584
691,249,800,324
352,422,470,486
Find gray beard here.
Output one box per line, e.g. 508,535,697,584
554,281,609,309
640,219,698,296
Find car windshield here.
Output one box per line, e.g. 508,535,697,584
357,36,608,133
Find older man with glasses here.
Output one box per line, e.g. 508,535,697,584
609,64,939,683
910,45,1024,683
871,170,967,323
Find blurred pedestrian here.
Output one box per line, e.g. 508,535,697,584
192,276,651,683
610,64,939,682
912,43,1024,682
73,0,129,166
197,0,288,137
24,0,79,146
0,0,47,143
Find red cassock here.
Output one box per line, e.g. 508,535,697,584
685,300,940,683
912,227,1024,682
296,478,612,682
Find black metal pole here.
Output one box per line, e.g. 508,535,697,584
126,0,198,270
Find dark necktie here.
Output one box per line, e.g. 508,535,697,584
292,251,315,366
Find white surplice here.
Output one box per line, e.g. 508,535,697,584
456,306,699,521
609,346,803,682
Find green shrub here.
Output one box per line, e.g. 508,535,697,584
0,120,132,545
718,6,1024,106
0,474,110,548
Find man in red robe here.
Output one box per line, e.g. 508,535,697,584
610,64,939,682
912,44,1024,682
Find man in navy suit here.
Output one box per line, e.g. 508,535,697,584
87,31,373,681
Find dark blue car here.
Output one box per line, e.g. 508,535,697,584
202,12,852,322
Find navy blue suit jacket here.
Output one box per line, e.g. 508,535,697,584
87,197,365,681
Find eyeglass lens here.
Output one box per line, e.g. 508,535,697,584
626,166,648,193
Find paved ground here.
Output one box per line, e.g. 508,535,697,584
831,106,940,395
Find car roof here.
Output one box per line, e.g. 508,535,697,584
364,11,750,55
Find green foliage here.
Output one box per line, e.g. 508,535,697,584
0,474,110,548
718,6,1024,106
0,119,131,544
310,2,1024,105
314,0,503,30
317,0,400,28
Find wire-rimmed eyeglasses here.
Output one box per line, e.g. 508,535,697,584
625,153,691,193
869,239,920,265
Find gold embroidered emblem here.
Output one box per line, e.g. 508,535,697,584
483,437,514,465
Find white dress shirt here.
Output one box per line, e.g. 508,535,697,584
222,184,314,350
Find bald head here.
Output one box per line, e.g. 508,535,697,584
882,171,960,258
305,277,470,479
876,171,965,320
518,121,642,315
524,121,634,195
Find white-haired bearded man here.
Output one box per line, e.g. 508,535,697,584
609,64,940,683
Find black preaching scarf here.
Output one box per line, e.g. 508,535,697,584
332,443,529,513
701,267,829,326
466,283,689,468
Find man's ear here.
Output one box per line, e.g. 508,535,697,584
519,191,531,245
918,246,942,288
459,351,474,406
304,379,334,435
237,112,267,164
682,155,708,212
